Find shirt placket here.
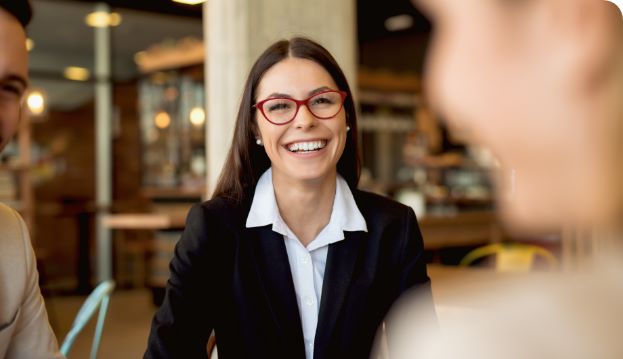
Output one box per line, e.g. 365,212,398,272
296,243,318,359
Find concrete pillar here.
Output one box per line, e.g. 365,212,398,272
94,2,113,282
203,0,357,196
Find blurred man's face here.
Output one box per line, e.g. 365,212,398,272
0,8,28,151
416,0,623,230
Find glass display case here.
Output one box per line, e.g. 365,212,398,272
139,68,206,193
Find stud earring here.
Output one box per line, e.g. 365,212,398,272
346,126,351,132
256,138,263,146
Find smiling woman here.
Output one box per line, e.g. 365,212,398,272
144,37,435,359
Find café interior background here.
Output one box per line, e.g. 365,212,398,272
0,0,568,357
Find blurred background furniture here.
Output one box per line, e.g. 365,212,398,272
460,242,558,272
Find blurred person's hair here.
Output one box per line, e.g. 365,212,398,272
212,37,360,203
0,0,32,28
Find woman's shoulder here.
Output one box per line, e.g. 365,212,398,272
352,189,414,220
187,196,249,227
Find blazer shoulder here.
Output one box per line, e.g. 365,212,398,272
187,196,248,229
353,189,414,220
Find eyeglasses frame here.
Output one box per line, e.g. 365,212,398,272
253,89,348,125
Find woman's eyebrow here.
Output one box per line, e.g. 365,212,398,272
2,74,29,90
264,92,292,99
262,86,333,100
308,86,332,96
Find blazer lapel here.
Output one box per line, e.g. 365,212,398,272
314,230,366,358
248,225,305,356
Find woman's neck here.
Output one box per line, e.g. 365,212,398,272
272,171,337,247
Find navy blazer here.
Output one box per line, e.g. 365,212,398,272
145,189,432,359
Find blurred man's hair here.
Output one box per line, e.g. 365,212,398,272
0,0,32,28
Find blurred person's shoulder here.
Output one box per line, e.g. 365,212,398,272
0,202,29,254
0,203,31,322
391,260,623,359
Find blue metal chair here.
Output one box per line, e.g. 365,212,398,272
60,280,115,358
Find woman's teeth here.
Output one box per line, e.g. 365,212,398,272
287,140,326,153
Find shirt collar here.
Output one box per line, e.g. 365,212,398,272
246,168,367,249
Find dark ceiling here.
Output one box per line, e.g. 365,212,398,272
357,0,431,42
72,0,431,41
70,0,433,72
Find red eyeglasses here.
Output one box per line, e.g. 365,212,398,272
253,90,347,125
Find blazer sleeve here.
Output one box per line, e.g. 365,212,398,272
398,206,431,294
3,207,64,359
145,203,218,358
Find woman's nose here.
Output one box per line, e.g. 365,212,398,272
292,104,316,129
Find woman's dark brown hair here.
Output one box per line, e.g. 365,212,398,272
0,0,32,28
211,37,360,203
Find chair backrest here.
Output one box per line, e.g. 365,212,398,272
460,243,558,272
60,280,115,359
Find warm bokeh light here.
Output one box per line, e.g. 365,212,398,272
26,38,34,51
85,11,122,28
189,107,206,126
384,14,413,32
26,90,46,116
134,51,148,65
64,66,90,81
154,111,171,129
172,0,207,5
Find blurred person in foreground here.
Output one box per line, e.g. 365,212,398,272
0,1,63,358
384,0,623,358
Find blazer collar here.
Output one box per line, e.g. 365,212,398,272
247,225,306,357
314,230,367,358
247,225,368,358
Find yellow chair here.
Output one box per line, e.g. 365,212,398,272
460,243,558,272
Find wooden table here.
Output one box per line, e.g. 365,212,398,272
419,211,502,250
103,213,187,288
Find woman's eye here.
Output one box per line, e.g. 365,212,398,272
1,84,21,97
267,101,293,112
311,96,334,106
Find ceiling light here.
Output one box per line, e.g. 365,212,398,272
134,51,148,65
64,67,90,81
155,111,171,129
26,38,34,51
26,90,46,116
172,0,207,5
85,11,122,28
189,107,205,126
384,14,414,32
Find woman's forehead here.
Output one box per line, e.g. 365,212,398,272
256,57,337,99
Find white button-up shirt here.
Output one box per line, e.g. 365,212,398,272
246,168,367,359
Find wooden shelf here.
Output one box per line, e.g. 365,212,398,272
103,213,186,230
0,163,30,172
358,68,421,93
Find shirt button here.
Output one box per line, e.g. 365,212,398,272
304,296,314,306
300,255,310,264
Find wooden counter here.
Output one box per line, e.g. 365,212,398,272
420,211,502,249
